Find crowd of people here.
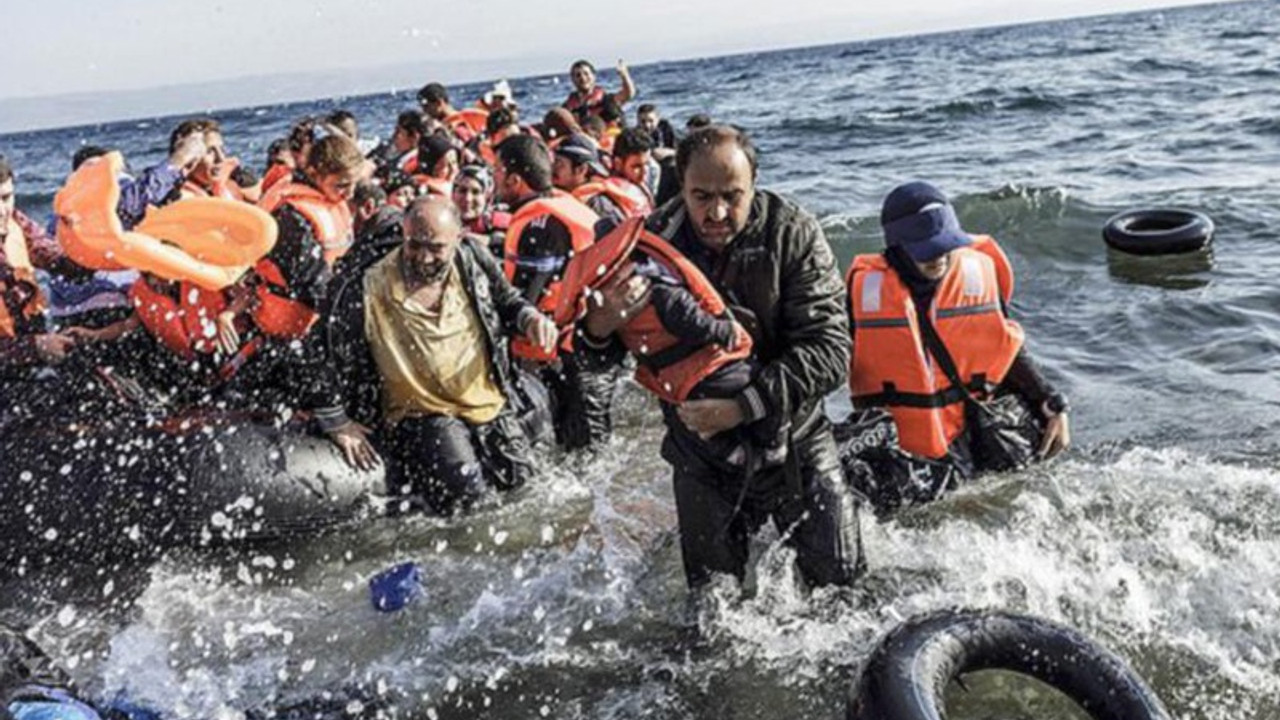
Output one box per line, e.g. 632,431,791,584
0,58,1071,598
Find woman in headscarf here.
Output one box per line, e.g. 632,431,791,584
451,164,509,258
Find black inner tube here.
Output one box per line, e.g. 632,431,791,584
1123,216,1194,234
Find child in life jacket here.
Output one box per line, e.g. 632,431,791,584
558,218,788,472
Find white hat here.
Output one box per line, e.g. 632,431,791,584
484,79,515,106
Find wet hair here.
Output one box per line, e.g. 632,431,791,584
288,118,317,153
325,110,358,139
686,113,713,130
485,107,518,136
570,59,596,75
612,128,653,160
599,95,624,124
676,125,758,182
417,82,449,106
0,155,11,184
496,135,553,193
637,104,657,116
353,180,386,207
71,145,110,171
396,109,428,137
417,135,457,176
169,118,221,154
307,135,364,177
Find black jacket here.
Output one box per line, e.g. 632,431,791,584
302,236,541,432
645,189,850,436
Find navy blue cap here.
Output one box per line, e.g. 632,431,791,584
880,181,971,262
556,134,609,177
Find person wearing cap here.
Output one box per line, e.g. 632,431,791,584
478,79,516,114
846,181,1070,494
418,82,486,143
552,134,628,227
471,107,523,168
579,125,864,593
564,59,636,125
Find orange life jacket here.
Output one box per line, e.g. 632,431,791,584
129,277,227,360
557,217,751,404
261,163,293,194
0,220,47,339
572,177,653,219
847,236,1024,459
445,108,488,142
253,182,354,338
565,87,606,118
503,191,599,361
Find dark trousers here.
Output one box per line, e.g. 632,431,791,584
661,410,866,591
385,409,535,516
540,351,622,451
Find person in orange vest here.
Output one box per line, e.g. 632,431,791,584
380,110,430,176
494,134,619,451
846,181,1070,505
170,118,252,202
563,59,636,125
0,157,76,372
558,218,787,472
609,128,658,211
471,107,522,169
552,134,635,227
417,82,486,144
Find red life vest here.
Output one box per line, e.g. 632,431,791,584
557,217,751,404
129,277,228,360
572,177,653,219
846,236,1024,459
444,108,488,143
396,150,419,175
502,191,599,361
564,87,606,118
0,220,47,339
260,163,292,194
252,182,354,338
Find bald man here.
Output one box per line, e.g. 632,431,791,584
304,195,556,515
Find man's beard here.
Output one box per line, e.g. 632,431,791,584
403,257,451,287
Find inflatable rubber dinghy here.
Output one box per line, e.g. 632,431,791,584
54,152,277,290
0,409,387,567
848,609,1170,720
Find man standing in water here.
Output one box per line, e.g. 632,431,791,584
581,125,864,592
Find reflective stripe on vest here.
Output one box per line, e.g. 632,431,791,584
502,192,599,361
847,243,1024,459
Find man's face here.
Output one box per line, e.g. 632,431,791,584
616,151,651,188
452,177,486,221
571,65,595,93
316,167,361,204
552,155,587,191
192,131,227,185
392,126,417,154
0,179,14,234
402,210,461,285
681,144,755,251
638,111,658,134
420,98,447,120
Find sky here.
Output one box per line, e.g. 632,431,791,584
0,0,1234,103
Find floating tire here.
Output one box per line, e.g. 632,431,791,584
1103,208,1213,256
847,610,1171,720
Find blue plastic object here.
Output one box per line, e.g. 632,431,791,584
368,561,424,612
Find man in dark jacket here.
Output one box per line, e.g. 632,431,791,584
304,196,556,515
581,125,865,592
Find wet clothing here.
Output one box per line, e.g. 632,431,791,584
1,624,98,720
647,119,678,151
608,189,865,590
338,205,404,276
301,236,546,513
365,255,507,426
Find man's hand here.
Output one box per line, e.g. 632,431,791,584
1039,407,1071,460
214,311,241,356
327,422,382,472
34,333,75,364
582,263,651,339
677,398,745,440
169,132,208,174
525,313,559,354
